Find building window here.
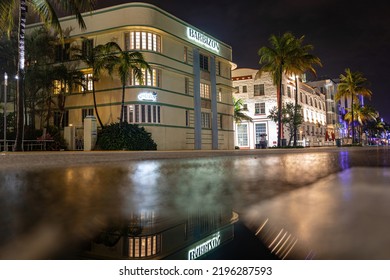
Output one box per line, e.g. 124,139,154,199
201,112,211,128
217,61,221,76
53,80,69,95
305,95,308,104
219,114,223,129
82,108,94,122
82,39,93,57
128,234,161,258
128,104,161,124
255,123,267,144
199,54,209,71
81,73,93,92
124,31,161,52
287,87,291,98
234,86,239,93
217,89,222,102
255,102,265,114
237,123,248,146
184,77,190,94
242,85,247,93
130,68,161,87
200,83,210,99
55,43,70,62
243,104,248,110
254,84,265,96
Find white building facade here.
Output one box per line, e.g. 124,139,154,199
27,2,235,150
232,68,327,148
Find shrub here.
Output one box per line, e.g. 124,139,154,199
96,122,157,150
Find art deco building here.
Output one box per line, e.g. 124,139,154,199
27,2,235,150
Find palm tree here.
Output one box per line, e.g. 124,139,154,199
335,68,372,144
258,32,301,147
110,44,151,126
0,0,95,150
233,97,252,123
52,64,85,128
344,104,378,143
289,36,322,146
72,40,119,128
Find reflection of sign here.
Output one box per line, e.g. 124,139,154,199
188,232,221,260
187,27,220,53
138,92,157,102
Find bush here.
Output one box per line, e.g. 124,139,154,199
96,122,157,150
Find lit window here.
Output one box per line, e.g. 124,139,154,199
200,83,210,99
124,31,161,52
130,68,161,87
128,104,161,124
81,73,93,92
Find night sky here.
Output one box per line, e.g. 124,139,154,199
97,0,390,122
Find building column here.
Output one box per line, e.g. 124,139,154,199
193,49,202,150
210,56,218,149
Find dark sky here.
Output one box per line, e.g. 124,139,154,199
97,0,390,122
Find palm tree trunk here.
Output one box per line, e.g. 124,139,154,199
351,93,355,144
277,67,283,147
120,84,125,126
293,76,299,146
14,1,27,151
92,81,104,128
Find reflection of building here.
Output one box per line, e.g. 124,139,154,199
232,68,327,148
27,2,235,150
83,210,238,260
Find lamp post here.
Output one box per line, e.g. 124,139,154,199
3,72,7,151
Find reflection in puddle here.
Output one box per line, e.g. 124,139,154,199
83,209,238,260
1,150,380,259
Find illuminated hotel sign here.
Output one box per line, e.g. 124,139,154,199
187,27,220,53
188,232,221,260
138,92,157,102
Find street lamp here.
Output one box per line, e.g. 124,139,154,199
3,72,7,151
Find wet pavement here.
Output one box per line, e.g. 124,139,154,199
0,146,389,259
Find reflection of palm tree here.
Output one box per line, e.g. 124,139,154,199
233,97,252,123
335,68,372,144
1,0,95,151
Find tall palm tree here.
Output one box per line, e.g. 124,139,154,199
72,40,119,128
110,44,151,126
258,32,300,147
52,64,85,128
344,104,378,143
289,35,322,146
0,0,95,150
335,68,372,144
